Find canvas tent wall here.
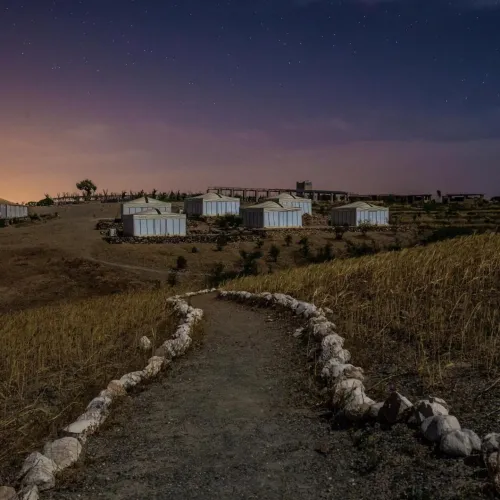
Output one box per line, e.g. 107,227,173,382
331,201,389,227
122,208,186,237
267,193,312,215
121,196,171,217
184,192,240,216
242,201,302,228
0,203,28,219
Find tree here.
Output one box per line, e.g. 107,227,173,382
176,255,187,270
38,194,54,206
76,179,97,199
284,234,293,247
167,271,178,287
269,244,280,262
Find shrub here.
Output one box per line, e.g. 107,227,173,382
269,244,280,262
191,246,199,253
214,214,243,229
167,271,178,286
176,256,187,270
284,234,293,246
334,226,347,241
298,236,310,257
255,239,264,249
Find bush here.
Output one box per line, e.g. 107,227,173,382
206,262,236,287
284,234,293,246
191,246,199,253
334,226,347,241
176,256,187,270
215,234,228,251
314,243,335,263
167,271,178,286
214,214,243,229
255,239,264,249
239,250,262,276
269,244,280,262
298,236,310,257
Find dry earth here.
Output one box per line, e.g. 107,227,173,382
46,296,493,500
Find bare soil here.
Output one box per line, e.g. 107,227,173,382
46,296,493,500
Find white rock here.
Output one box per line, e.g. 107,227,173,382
293,328,304,338
104,380,127,398
380,392,413,424
485,452,500,494
462,429,482,452
139,336,152,351
18,453,56,492
142,356,165,378
310,321,337,340
86,395,112,413
333,378,365,406
43,437,82,470
482,433,500,456
440,429,477,457
320,334,345,362
368,402,384,419
0,486,18,500
421,415,461,443
62,418,100,442
119,371,144,390
161,332,192,359
321,362,364,382
343,392,376,421
18,486,39,500
412,398,449,425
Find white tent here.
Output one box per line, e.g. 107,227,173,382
184,192,240,216
242,201,302,228
267,193,312,215
121,196,171,217
122,208,186,237
331,201,389,227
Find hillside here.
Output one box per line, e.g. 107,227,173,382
225,234,500,433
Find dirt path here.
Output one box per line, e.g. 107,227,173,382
47,296,487,500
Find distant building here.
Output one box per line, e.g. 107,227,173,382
0,201,28,219
296,180,313,194
331,201,389,227
242,201,303,228
184,192,240,216
443,193,485,203
121,196,171,217
122,209,187,237
266,193,312,215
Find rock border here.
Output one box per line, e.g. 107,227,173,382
217,290,500,495
2,288,217,500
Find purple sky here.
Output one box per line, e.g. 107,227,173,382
1,0,500,202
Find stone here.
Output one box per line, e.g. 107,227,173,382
320,334,346,362
119,371,144,390
139,336,152,351
321,362,364,383
293,328,304,338
86,395,112,413
421,415,461,443
18,453,57,492
0,486,18,500
43,437,82,470
332,378,365,407
462,429,482,452
412,398,449,425
379,392,413,424
18,486,39,500
105,380,127,398
62,418,100,442
343,392,376,421
368,402,384,419
440,429,477,457
310,321,337,340
161,332,192,359
142,356,165,378
482,433,500,456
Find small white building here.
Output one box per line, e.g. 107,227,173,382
0,202,28,219
243,201,303,229
184,192,240,217
122,209,187,237
267,193,312,215
331,201,389,227
121,196,171,217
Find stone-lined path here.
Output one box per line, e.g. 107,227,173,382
46,295,487,500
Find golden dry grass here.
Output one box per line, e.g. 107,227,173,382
225,234,500,383
0,289,175,481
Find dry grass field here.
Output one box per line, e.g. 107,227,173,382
1,200,499,482
225,233,500,435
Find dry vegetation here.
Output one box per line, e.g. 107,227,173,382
224,234,500,430
0,290,175,483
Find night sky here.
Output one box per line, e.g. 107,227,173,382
2,0,500,202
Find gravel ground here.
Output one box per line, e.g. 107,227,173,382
47,295,494,500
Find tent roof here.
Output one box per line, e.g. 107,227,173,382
245,201,301,211
333,201,388,210
188,192,239,201
126,208,186,218
267,193,311,202
123,196,170,206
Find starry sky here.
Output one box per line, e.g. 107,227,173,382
2,0,500,202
